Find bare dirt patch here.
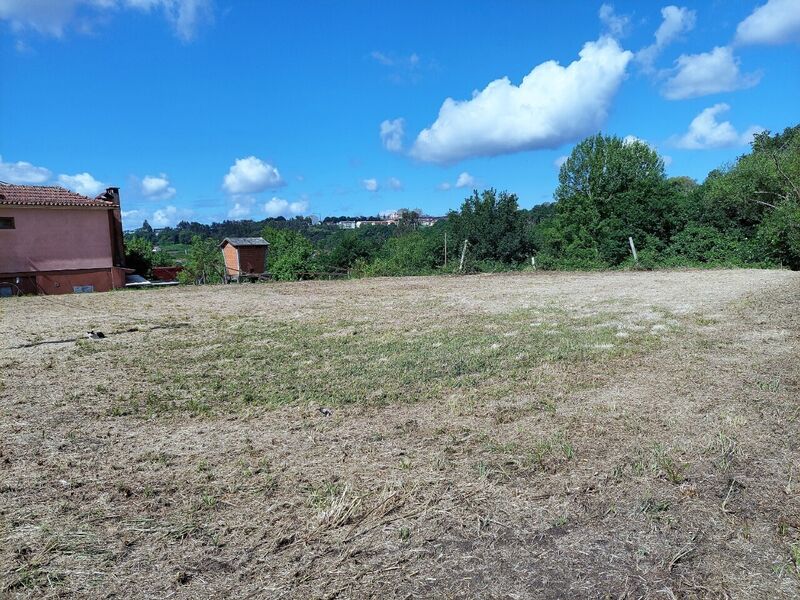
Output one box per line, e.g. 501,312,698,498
1,269,799,598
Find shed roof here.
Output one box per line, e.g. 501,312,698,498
0,183,117,208
219,237,270,248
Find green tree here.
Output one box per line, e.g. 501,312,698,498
152,247,175,267
540,134,675,267
447,189,529,264
262,227,316,280
133,220,156,243
124,236,154,276
755,201,800,269
685,127,800,269
666,225,752,266
363,229,443,276
323,231,378,272
395,208,421,232
178,236,224,284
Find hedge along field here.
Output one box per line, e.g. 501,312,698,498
1,269,800,598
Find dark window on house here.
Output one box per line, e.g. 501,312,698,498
0,217,14,229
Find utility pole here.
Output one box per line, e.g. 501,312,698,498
459,239,468,272
444,232,448,268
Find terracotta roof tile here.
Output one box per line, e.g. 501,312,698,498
0,183,115,207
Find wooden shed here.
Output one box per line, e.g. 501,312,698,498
219,237,269,282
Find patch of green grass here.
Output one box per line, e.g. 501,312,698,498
640,496,670,516
694,316,719,326
4,563,61,592
790,542,800,572
307,482,345,510
530,433,576,471
105,306,669,416
187,398,211,416
755,378,781,393
621,444,688,483
550,514,568,528
199,494,217,510
713,432,737,473
474,460,490,480
652,444,687,484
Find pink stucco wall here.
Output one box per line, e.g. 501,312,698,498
0,206,114,273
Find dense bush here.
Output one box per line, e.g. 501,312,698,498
756,201,800,269
124,236,154,277
177,236,224,284
262,227,317,280
359,231,443,277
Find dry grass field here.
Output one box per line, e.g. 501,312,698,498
2,269,800,599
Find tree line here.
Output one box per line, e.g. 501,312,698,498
125,125,800,282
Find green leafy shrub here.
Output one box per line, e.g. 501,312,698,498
124,236,154,277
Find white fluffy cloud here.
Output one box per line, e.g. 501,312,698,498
127,0,212,42
223,156,284,195
622,136,672,165
455,172,476,188
370,51,423,84
263,196,308,218
671,104,763,149
599,4,630,38
735,0,800,46
0,0,212,41
0,155,52,183
227,199,253,219
0,0,80,36
636,5,696,70
437,172,478,190
362,178,379,192
151,206,175,227
387,177,403,191
370,51,420,68
410,37,632,164
623,134,652,147
380,118,405,152
661,46,761,99
151,204,191,227
121,209,145,227
141,173,176,199
0,155,111,196
58,172,105,196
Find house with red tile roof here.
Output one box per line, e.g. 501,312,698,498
0,183,130,295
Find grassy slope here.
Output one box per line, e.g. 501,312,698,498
1,270,799,598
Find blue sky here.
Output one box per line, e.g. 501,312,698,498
1,1,798,228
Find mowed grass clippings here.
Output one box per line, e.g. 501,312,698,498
90,307,668,416
1,269,799,599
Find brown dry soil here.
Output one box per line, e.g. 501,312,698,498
2,269,800,599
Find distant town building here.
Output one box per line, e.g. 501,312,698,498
356,219,394,227
334,215,444,229
0,183,130,295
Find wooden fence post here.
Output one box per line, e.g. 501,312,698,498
628,236,638,262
